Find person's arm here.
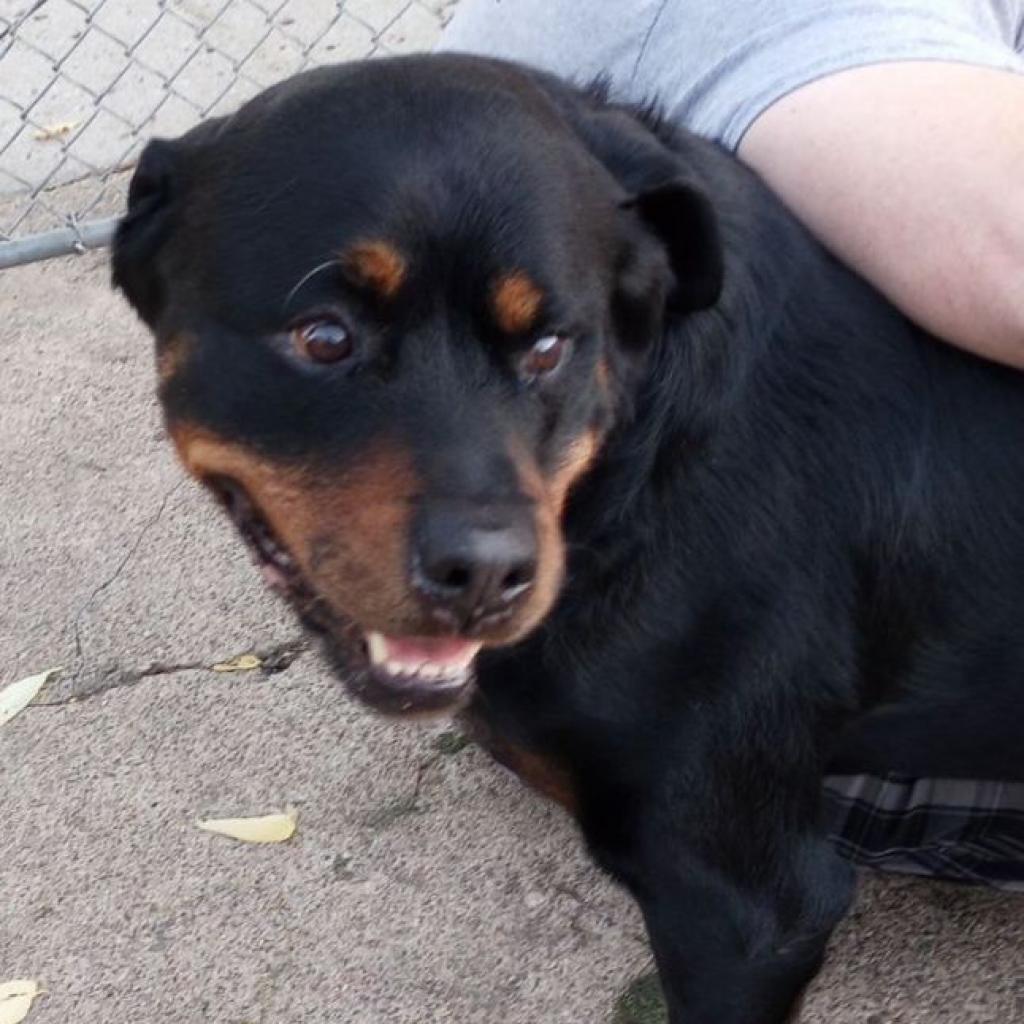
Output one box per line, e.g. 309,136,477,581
739,61,1024,368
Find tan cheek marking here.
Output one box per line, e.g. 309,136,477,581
168,424,322,569
548,429,602,516
156,333,193,387
529,499,565,632
493,744,577,813
308,447,419,622
595,356,613,405
491,271,544,335
505,449,563,637
341,239,406,299
167,424,423,630
504,428,604,638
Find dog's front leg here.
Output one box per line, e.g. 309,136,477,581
635,859,844,1024
579,719,855,1023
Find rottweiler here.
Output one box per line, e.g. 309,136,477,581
112,54,1024,1024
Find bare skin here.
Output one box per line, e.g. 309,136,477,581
740,61,1024,369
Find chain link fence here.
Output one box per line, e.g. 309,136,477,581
0,0,460,267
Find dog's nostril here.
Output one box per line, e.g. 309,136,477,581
433,559,474,594
501,562,535,595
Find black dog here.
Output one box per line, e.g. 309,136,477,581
112,54,1024,1023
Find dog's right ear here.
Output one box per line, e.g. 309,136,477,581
524,74,725,322
111,138,183,325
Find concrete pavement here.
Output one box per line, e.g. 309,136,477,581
1,251,1022,1022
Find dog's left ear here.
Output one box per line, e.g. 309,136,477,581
111,138,182,326
623,179,724,314
112,116,224,325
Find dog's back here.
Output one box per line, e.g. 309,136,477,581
564,99,1024,781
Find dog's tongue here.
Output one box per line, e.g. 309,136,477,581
366,632,481,674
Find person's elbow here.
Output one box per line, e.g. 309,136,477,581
995,191,1024,368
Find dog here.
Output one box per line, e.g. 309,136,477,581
112,54,1024,1023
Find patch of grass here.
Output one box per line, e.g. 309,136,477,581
432,730,471,756
331,852,356,880
612,972,668,1024
363,795,421,830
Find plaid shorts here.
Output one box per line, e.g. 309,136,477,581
822,775,1024,891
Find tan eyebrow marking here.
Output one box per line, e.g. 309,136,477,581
491,271,544,334
340,240,407,300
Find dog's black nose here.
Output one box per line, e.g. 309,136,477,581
412,502,537,626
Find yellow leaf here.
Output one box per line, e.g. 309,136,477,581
0,669,60,727
211,654,262,673
0,980,43,1024
32,121,78,141
196,808,297,843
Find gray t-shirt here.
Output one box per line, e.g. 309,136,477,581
439,0,1024,149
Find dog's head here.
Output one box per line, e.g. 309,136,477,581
113,55,723,715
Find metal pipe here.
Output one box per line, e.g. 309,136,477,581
0,217,119,270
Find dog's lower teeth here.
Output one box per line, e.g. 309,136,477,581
378,658,465,684
245,522,295,573
366,633,478,686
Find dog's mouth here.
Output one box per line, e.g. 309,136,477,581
208,475,309,598
207,476,483,714
354,631,483,714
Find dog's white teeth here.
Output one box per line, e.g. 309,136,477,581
252,526,295,571
367,632,388,665
384,660,428,680
373,652,468,685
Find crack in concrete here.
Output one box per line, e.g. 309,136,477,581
30,637,308,707
69,478,185,680
137,660,206,678
32,671,159,707
363,752,441,829
45,469,310,708
255,638,308,674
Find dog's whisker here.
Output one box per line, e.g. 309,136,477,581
283,259,341,309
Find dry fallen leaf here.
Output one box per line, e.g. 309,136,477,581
0,980,43,1024
0,669,60,727
196,807,297,843
32,121,78,141
211,653,262,673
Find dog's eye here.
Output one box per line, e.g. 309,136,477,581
520,334,571,381
293,318,354,364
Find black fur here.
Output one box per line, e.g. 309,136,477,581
113,55,1024,1024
